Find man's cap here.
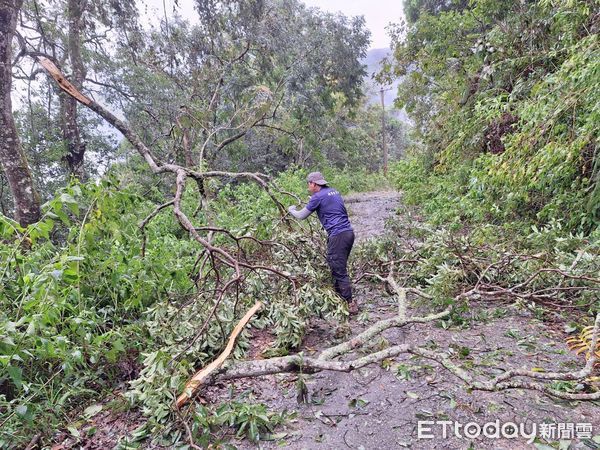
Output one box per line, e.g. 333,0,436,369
307,172,328,185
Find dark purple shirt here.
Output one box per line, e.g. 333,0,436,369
306,187,353,237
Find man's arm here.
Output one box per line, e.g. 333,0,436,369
288,206,312,220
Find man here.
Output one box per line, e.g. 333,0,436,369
288,172,358,314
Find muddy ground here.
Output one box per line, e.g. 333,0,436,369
52,190,600,450
344,190,401,242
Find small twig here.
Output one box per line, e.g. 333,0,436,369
24,433,41,450
139,200,175,256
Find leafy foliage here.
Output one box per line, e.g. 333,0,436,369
193,401,289,444
382,0,600,231
0,168,382,447
99,0,372,175
3,0,598,447
381,3,599,365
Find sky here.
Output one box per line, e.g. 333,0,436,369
300,0,404,49
143,0,404,50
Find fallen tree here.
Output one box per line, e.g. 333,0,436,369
176,266,599,406
36,55,307,359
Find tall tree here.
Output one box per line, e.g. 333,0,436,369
105,0,370,175
0,0,41,226
12,0,138,187
59,0,87,179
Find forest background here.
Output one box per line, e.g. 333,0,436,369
0,0,598,447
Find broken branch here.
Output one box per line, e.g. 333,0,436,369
175,301,263,409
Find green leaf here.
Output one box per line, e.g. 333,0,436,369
15,405,28,417
348,397,369,408
60,193,77,204
558,440,572,450
7,366,23,390
67,426,80,438
83,403,103,418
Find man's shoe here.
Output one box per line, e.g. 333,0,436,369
347,301,359,315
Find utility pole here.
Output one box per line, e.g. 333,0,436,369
380,87,392,176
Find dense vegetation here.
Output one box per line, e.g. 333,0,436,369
382,0,599,419
0,168,385,446
383,0,599,232
0,0,598,447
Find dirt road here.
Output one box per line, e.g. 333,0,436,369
229,190,599,450
344,190,400,242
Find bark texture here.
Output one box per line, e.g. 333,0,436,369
59,0,87,180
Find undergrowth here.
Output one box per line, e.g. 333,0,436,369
0,167,384,448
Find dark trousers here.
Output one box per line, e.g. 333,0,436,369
326,230,355,302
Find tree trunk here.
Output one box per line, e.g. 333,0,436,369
0,0,41,227
60,0,87,180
